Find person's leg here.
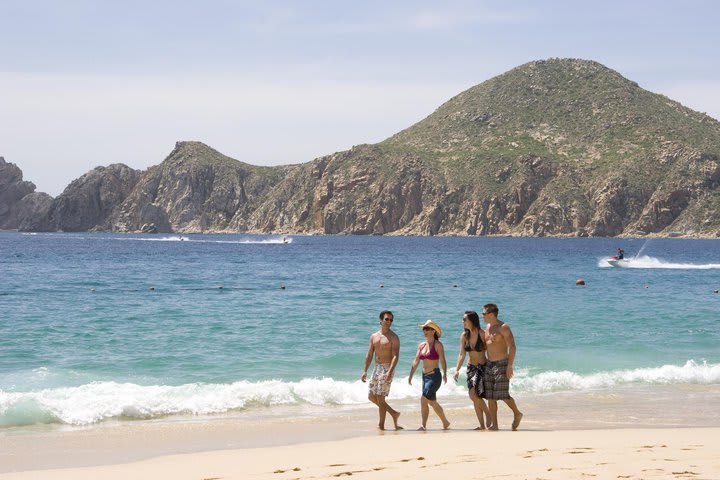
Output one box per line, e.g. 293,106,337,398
469,390,488,429
378,396,401,430
429,400,450,429
488,400,499,430
419,396,430,430
503,398,523,431
375,395,389,429
368,392,382,429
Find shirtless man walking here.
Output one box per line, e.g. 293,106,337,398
361,310,402,430
482,303,523,431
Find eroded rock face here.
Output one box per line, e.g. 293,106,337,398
15,193,54,231
0,157,56,230
39,164,141,232
110,142,290,233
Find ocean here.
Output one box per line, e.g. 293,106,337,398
1,232,719,429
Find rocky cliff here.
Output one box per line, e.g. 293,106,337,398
5,58,720,237
31,164,142,232
108,142,293,233
0,157,52,230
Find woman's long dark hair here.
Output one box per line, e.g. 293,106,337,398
465,310,481,329
464,310,485,350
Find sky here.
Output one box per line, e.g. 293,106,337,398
1,1,719,196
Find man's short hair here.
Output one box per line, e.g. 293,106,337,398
379,310,394,320
483,304,499,316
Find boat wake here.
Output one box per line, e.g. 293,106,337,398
599,255,720,269
112,236,293,245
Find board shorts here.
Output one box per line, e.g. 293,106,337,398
422,368,442,401
466,363,485,397
482,358,512,400
369,363,392,396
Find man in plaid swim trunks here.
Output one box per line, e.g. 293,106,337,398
482,303,523,431
361,310,402,430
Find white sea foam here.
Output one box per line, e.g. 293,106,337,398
598,255,720,269
1,361,718,426
112,236,292,244
513,360,720,393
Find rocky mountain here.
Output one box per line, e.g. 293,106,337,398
4,58,720,237
108,141,294,233
237,58,720,237
0,157,52,230
33,164,142,232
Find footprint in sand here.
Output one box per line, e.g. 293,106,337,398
524,448,550,458
332,467,385,477
273,467,301,474
567,448,594,455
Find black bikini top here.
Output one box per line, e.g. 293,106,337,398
464,329,484,352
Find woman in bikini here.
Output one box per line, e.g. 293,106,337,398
453,310,492,430
408,320,450,430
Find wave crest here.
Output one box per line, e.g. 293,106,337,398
1,360,717,427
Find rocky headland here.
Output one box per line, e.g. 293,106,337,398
2,58,719,237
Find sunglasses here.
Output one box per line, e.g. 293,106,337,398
382,317,394,322
422,327,433,331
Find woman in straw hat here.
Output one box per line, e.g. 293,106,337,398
408,320,450,430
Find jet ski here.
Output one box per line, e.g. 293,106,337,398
607,256,630,267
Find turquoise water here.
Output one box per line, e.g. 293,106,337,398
1,232,719,427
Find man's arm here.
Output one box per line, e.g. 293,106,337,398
361,335,375,382
501,324,516,379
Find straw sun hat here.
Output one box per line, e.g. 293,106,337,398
417,320,442,338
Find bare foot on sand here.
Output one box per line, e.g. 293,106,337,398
417,426,426,431
390,412,403,430
473,426,486,431
391,411,403,430
512,412,523,431
442,421,450,430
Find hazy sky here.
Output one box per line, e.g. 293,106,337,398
2,1,719,196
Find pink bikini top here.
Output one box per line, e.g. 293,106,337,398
418,342,439,361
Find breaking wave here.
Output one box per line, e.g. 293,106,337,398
2,360,717,427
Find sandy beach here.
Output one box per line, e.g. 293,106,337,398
2,426,719,480
3,386,720,480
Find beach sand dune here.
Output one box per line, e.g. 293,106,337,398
1,428,718,480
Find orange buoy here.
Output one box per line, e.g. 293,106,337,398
575,279,586,286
